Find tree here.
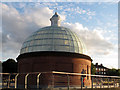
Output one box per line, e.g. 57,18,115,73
107,68,117,76
0,61,2,72
91,63,96,75
2,59,18,73
117,69,120,76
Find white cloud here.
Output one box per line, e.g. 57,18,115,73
0,0,116,2
62,6,96,18
106,22,117,28
2,3,67,60
87,10,96,16
1,4,54,60
1,0,119,3
62,22,114,55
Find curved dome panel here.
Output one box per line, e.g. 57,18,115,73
20,26,86,54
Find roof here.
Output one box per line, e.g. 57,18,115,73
20,26,86,54
20,12,86,55
94,63,109,69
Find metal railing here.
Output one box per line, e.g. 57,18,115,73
0,71,120,89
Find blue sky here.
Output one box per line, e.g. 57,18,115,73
1,2,119,69
4,2,118,30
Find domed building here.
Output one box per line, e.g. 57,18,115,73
17,12,92,88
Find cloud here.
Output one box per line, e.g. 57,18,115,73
2,4,53,60
1,0,119,3
63,6,96,17
61,22,114,56
86,10,96,16
106,22,117,28
2,3,66,60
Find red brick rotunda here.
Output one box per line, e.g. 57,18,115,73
17,12,92,88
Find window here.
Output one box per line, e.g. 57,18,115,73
87,65,89,80
101,68,103,71
99,68,101,71
104,72,106,74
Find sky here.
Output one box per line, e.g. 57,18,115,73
0,1,119,69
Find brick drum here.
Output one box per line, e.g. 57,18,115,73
17,51,92,88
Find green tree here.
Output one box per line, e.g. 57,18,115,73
2,59,18,73
91,63,96,75
107,68,117,76
117,69,120,76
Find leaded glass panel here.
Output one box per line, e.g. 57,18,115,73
20,26,86,54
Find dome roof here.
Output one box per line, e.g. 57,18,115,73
20,12,86,54
20,26,86,54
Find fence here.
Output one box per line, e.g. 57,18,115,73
0,71,120,89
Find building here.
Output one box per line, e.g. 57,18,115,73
94,63,109,75
17,12,92,88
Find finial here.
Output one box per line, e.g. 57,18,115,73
50,10,61,26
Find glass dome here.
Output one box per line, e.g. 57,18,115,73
20,26,86,54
